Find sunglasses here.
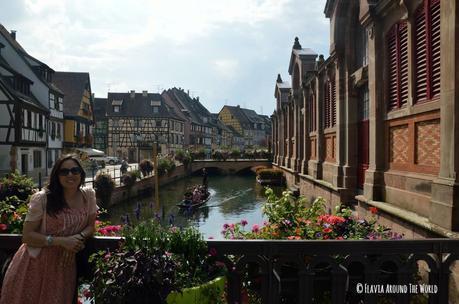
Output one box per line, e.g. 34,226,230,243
58,167,82,176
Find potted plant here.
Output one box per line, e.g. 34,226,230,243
139,159,154,177
94,173,115,208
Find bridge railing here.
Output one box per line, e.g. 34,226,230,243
1,234,458,303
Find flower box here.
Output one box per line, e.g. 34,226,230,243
166,276,226,304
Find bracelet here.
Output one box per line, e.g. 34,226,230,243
79,232,86,239
46,235,54,246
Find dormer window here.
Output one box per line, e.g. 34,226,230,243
112,100,123,113
153,107,159,113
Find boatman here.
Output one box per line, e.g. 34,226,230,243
202,168,208,188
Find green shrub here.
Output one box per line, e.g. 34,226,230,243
94,173,115,208
0,171,35,203
90,220,225,303
229,148,240,160
157,158,176,176
257,168,283,180
175,150,192,167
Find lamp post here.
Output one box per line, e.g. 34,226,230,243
153,141,159,211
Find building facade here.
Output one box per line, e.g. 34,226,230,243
53,72,95,155
272,0,459,235
93,97,108,152
106,90,184,161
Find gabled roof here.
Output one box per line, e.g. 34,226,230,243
106,91,184,120
0,24,63,95
288,37,318,75
53,72,91,116
241,108,264,123
93,97,107,121
165,87,212,126
0,74,48,112
274,74,291,98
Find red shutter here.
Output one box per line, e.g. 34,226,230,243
430,0,441,98
331,78,336,127
415,4,428,102
399,22,409,106
324,81,330,128
387,26,399,110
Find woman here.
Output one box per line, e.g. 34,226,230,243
0,154,98,304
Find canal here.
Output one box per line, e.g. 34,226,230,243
107,173,283,239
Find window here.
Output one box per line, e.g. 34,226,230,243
156,120,161,127
113,105,120,112
359,87,369,121
33,150,42,168
153,106,159,113
27,111,32,128
57,123,61,139
39,115,43,130
58,97,63,111
414,0,441,103
308,94,316,132
49,93,56,109
387,21,408,110
323,78,336,128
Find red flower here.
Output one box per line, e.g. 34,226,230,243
323,235,329,240
336,236,344,240
369,207,378,214
323,227,332,234
0,223,7,231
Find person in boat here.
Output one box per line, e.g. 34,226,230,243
199,185,208,200
183,191,193,206
202,168,208,188
192,187,201,204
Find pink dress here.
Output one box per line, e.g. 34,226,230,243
0,187,97,304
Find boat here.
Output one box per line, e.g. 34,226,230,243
177,191,211,209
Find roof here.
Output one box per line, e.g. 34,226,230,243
226,125,243,137
93,97,107,121
0,75,48,112
164,87,213,126
53,72,91,116
0,24,63,95
288,37,318,75
106,91,184,120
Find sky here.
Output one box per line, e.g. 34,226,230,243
0,0,330,115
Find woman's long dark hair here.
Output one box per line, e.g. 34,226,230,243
46,154,86,216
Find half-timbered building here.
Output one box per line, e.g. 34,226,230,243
0,52,48,181
272,0,459,237
53,72,95,154
106,90,184,161
93,97,108,152
162,88,213,153
0,24,65,180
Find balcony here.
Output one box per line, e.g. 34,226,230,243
1,234,458,303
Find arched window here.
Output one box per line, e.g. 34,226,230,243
414,0,441,103
387,21,408,110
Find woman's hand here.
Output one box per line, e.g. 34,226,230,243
57,235,84,253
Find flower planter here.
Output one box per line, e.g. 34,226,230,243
166,276,226,304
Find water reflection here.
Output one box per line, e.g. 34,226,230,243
107,173,283,239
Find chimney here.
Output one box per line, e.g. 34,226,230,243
10,30,16,40
130,90,135,99
142,90,148,97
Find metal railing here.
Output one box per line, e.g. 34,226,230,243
83,163,147,188
1,235,458,303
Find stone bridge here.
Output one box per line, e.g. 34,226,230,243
189,159,271,174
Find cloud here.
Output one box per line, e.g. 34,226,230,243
212,59,240,79
0,0,330,115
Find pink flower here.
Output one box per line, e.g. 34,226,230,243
252,224,260,233
240,219,248,226
323,228,332,234
0,223,7,231
223,223,229,229
98,228,108,236
95,220,102,226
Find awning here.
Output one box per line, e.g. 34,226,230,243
75,148,105,156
